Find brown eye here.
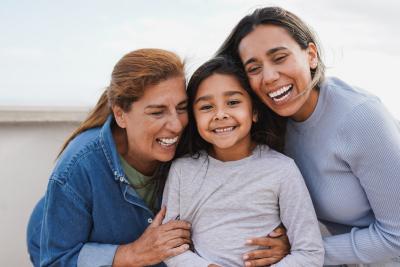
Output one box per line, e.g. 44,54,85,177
199,104,213,111
247,66,261,74
228,100,240,106
274,55,287,63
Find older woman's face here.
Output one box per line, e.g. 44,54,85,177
115,76,188,170
238,24,318,121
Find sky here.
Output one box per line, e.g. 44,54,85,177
1,0,400,118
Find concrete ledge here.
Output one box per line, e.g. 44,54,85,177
0,106,90,123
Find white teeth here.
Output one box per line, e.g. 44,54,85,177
268,85,292,98
158,136,178,146
213,127,234,133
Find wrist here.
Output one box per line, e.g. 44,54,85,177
113,242,144,267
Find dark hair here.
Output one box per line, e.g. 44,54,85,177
176,56,286,158
216,6,325,90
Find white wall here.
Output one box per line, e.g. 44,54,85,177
0,108,85,266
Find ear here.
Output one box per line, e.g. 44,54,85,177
112,105,127,129
252,110,258,123
307,42,318,70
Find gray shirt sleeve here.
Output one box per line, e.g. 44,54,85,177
272,160,325,267
324,100,400,264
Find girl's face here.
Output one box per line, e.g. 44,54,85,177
193,73,257,161
113,76,188,174
238,24,319,121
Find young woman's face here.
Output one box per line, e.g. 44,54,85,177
114,76,188,172
193,73,256,161
238,24,318,121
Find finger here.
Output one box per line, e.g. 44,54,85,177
246,236,272,247
150,206,166,227
161,220,191,231
244,256,281,266
161,228,191,242
155,229,191,245
165,243,190,258
268,224,286,237
165,237,192,248
243,248,273,260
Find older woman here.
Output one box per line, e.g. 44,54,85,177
27,49,191,267
217,6,400,267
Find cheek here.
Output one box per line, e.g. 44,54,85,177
180,113,189,128
248,76,261,92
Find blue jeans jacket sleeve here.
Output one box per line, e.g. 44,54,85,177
77,243,118,267
40,179,92,266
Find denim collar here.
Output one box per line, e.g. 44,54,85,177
99,115,126,182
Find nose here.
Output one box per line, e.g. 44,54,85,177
262,67,279,84
213,108,229,121
166,113,185,133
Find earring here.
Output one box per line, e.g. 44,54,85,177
311,58,318,69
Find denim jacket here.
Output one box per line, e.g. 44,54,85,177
27,116,165,267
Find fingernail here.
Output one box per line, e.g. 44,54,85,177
183,244,189,249
245,262,251,267
246,239,252,244
243,255,249,260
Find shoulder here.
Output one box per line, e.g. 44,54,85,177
52,126,104,183
254,145,300,176
257,145,296,165
323,77,380,112
171,152,208,171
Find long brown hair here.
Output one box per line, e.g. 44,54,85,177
216,6,325,90
59,48,185,156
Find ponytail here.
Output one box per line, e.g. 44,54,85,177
58,89,111,157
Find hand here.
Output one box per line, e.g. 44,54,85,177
243,225,290,267
113,206,191,267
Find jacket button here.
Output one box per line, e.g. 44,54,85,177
147,218,153,224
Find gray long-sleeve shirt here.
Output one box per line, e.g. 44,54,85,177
162,145,324,267
285,77,400,265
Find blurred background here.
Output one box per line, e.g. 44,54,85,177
1,0,399,266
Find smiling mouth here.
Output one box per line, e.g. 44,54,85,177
212,126,236,134
156,136,179,147
268,84,293,103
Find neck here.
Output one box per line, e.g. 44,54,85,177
291,88,319,122
210,139,256,162
112,126,158,176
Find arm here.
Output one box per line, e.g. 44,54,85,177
41,170,191,267
41,178,114,267
162,164,214,267
324,100,400,265
272,161,324,267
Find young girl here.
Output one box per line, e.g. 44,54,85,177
162,57,324,267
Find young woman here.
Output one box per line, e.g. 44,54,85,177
217,6,400,267
26,49,192,267
162,56,324,266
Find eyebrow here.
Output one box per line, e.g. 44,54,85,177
194,90,244,105
243,46,288,67
145,99,188,109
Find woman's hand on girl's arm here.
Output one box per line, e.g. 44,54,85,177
113,206,191,267
242,225,290,267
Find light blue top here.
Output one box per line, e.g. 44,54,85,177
285,77,400,265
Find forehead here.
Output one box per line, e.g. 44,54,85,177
136,76,186,105
196,73,248,98
238,24,299,57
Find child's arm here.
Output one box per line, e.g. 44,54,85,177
162,163,216,267
273,160,324,267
